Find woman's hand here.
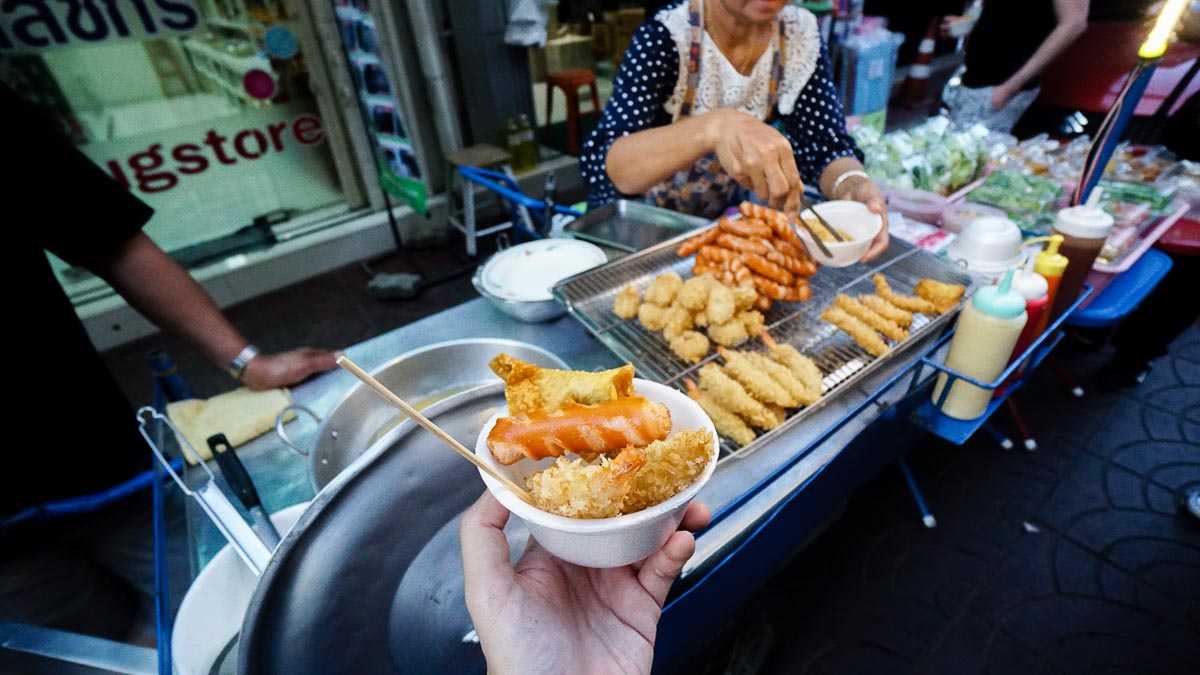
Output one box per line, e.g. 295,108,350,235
461,491,711,675
240,347,339,390
835,174,890,262
706,109,804,216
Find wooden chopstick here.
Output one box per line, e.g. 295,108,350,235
336,355,535,505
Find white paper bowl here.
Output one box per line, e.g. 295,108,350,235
795,200,884,267
475,379,718,568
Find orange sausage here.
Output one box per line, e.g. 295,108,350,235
719,217,774,239
764,249,818,278
716,232,772,256
676,227,720,257
697,244,738,264
752,274,809,303
743,253,796,286
486,396,672,466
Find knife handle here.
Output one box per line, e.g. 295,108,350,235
207,433,263,511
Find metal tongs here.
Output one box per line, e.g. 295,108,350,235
137,407,277,575
792,196,845,259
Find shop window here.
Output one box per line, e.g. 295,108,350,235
1,0,356,299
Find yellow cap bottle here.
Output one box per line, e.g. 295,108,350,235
1021,235,1067,337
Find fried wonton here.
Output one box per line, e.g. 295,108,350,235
488,354,635,415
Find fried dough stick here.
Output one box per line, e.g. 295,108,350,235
698,364,780,430
872,274,939,314
685,378,756,446
488,354,635,415
744,351,818,406
859,294,913,327
760,332,824,402
915,279,965,313
821,306,890,357
717,347,797,407
834,294,909,342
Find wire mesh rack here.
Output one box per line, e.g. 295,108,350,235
553,225,977,463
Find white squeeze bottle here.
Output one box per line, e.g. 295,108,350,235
931,268,1028,420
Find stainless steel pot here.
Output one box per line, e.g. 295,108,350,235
275,338,568,491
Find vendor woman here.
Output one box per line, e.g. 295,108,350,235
581,0,889,260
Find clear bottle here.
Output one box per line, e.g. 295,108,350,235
503,116,522,167
514,113,538,173
932,268,1028,420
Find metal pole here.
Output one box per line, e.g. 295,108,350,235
405,1,465,155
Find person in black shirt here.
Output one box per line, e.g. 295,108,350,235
0,83,338,643
941,0,1089,131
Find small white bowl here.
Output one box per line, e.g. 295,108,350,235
794,200,884,267
474,379,718,568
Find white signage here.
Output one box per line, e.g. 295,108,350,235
0,0,200,52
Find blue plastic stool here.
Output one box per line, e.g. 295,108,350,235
1066,248,1174,328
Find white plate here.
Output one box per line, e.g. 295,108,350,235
479,239,607,302
172,503,309,675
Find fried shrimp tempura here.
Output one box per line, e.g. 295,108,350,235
822,306,890,357
645,272,683,306
624,429,715,513
873,274,939,314
707,319,749,347
915,279,966,314
637,302,668,331
705,283,736,324
760,332,824,401
859,294,913,327
488,354,635,415
526,446,646,518
669,330,710,364
698,364,779,430
676,274,715,311
834,294,909,342
717,347,797,407
685,378,756,446
745,351,818,406
613,284,641,319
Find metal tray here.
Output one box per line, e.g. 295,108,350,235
552,223,977,462
562,200,709,253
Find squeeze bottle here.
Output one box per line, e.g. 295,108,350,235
932,268,1028,420
1049,189,1113,319
1031,234,1067,337
994,249,1050,397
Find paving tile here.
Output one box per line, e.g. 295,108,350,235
1107,440,1200,477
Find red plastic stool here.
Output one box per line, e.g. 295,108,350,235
545,68,601,154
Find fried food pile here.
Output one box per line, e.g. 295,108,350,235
675,202,819,310
819,275,965,357
683,332,823,447
486,355,715,518
612,272,766,363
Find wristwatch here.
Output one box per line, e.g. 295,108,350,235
228,344,260,380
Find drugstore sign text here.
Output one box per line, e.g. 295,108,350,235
0,0,199,52
99,113,327,195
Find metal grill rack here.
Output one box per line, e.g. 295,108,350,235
553,226,976,463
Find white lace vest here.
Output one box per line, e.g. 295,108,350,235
658,1,822,122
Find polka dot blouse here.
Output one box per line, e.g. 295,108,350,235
580,15,864,211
